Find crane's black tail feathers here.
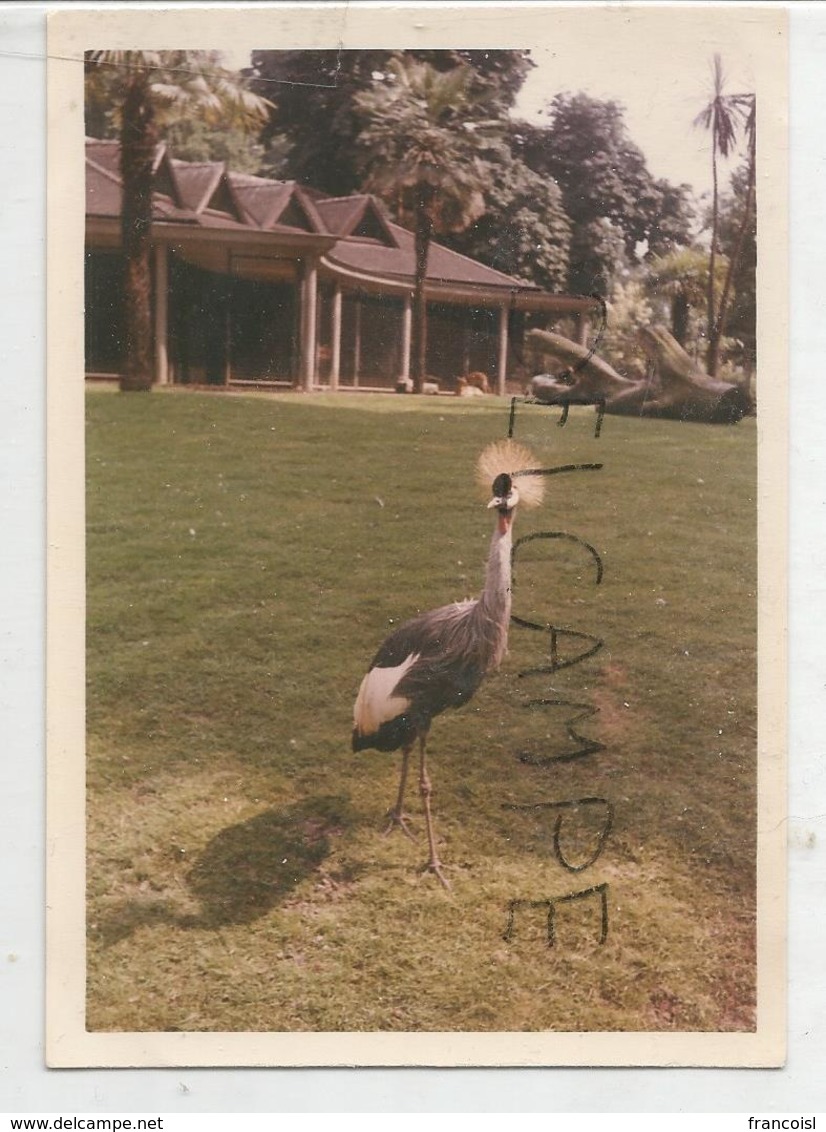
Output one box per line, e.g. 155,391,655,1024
352,714,418,753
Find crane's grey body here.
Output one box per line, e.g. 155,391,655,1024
352,473,521,888
352,523,512,756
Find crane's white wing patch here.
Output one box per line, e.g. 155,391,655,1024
353,653,419,735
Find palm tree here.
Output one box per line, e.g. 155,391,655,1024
355,57,490,392
712,98,756,374
694,55,755,376
648,246,727,349
85,51,269,391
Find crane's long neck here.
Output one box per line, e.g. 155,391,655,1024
474,513,514,670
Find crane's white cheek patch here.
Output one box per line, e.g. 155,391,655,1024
353,654,419,735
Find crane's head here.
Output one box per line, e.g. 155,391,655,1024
476,439,544,532
488,471,518,513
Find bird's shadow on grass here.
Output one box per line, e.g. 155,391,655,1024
91,795,355,946
187,795,354,927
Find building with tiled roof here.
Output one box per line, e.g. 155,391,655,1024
85,138,597,391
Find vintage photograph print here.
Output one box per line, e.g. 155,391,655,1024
47,5,787,1066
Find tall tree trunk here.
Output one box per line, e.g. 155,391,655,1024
671,289,689,346
710,138,756,374
705,143,720,377
412,184,433,394
120,68,156,392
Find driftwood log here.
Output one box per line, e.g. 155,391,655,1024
526,327,752,425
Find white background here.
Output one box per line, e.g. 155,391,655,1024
1,0,824,1113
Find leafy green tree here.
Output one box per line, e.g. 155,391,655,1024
568,217,628,299
601,274,654,379
693,55,755,375
163,117,264,174
413,49,534,121
85,56,122,139
355,57,489,391
650,179,697,258
86,50,267,171
250,50,572,293
515,95,693,295
442,146,570,293
249,49,532,195
85,51,269,391
249,50,392,193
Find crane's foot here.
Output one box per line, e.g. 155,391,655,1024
383,809,417,842
424,857,452,891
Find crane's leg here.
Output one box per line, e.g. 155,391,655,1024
384,743,416,841
419,733,450,890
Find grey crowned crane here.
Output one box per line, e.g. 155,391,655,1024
352,439,545,888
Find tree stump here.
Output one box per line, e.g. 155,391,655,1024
526,327,752,425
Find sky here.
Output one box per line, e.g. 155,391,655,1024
222,32,755,203
514,45,754,201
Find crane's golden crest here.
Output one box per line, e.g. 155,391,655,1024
475,439,545,509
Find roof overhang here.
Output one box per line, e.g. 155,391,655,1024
86,212,599,317
509,292,603,316
319,255,600,315
86,215,338,256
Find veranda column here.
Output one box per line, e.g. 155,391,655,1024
496,305,509,396
400,293,412,381
353,297,362,388
224,277,232,386
153,243,169,386
330,284,342,392
462,310,471,374
301,258,318,392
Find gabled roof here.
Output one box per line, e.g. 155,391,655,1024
86,140,331,238
85,136,169,178
168,159,252,224
84,138,582,304
274,187,324,234
170,159,225,214
230,175,295,228
85,138,121,176
206,172,246,222
230,175,326,233
314,195,398,247
153,150,184,208
325,218,535,293
85,138,193,219
85,155,123,218
85,154,195,224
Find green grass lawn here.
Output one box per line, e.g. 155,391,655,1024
86,388,757,1032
